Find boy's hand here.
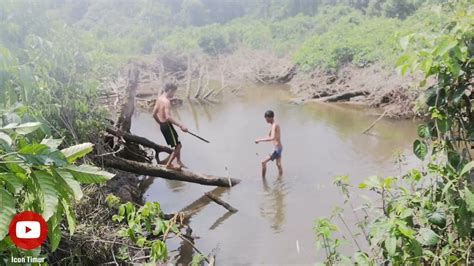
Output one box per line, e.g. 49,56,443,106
180,126,188,132
255,139,260,144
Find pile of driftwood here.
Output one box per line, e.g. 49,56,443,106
222,48,296,84
290,65,420,118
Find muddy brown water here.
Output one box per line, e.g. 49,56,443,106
131,85,419,265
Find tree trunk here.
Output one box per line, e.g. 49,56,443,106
313,90,370,102
117,66,139,132
101,155,241,187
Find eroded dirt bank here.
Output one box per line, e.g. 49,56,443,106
100,51,420,119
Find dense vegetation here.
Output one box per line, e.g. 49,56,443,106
314,1,473,264
0,0,472,264
1,0,450,72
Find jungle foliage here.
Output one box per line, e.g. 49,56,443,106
0,121,114,262
313,1,473,264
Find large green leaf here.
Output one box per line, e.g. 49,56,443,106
434,38,458,57
20,150,68,167
418,228,439,246
47,203,63,252
1,122,41,135
385,236,397,256
61,199,76,236
0,132,12,147
55,170,83,201
19,143,49,155
428,211,447,227
40,138,63,150
0,188,15,240
413,140,428,160
33,171,59,221
60,142,94,163
417,124,430,139
64,164,115,184
464,188,474,213
460,161,474,176
0,173,24,194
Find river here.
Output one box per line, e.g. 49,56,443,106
131,84,419,265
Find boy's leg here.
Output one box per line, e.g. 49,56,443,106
261,156,271,178
165,149,177,168
276,157,283,176
175,143,186,168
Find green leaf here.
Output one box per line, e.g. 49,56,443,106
20,151,68,167
1,122,41,135
413,140,428,160
409,239,423,257
385,236,397,256
428,211,446,227
150,240,168,262
418,228,439,246
19,143,49,155
396,54,410,66
453,87,466,104
354,252,370,265
33,171,59,221
55,170,83,201
41,138,63,149
0,173,24,194
0,188,15,240
0,132,12,147
417,124,430,139
436,118,451,133
64,164,115,184
62,199,76,235
460,161,474,176
47,203,63,252
397,223,415,238
435,38,457,57
60,143,94,163
399,35,410,51
464,188,474,213
136,237,146,247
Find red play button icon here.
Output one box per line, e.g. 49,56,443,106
9,211,48,250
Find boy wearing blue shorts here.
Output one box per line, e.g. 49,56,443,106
255,110,283,178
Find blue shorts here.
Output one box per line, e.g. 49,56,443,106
270,147,283,161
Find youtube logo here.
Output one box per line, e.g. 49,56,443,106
9,211,48,250
16,221,41,239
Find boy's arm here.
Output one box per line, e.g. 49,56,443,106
255,124,276,143
152,100,160,123
164,101,188,132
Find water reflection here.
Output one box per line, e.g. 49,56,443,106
260,176,289,233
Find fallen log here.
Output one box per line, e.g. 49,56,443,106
106,127,173,159
313,89,370,102
101,155,241,187
205,192,238,213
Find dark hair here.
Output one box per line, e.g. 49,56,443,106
264,110,274,118
164,83,177,92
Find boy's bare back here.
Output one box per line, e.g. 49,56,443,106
153,95,170,123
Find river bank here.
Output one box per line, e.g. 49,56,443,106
101,51,420,119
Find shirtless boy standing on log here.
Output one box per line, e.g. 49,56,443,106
153,83,188,170
255,110,283,178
